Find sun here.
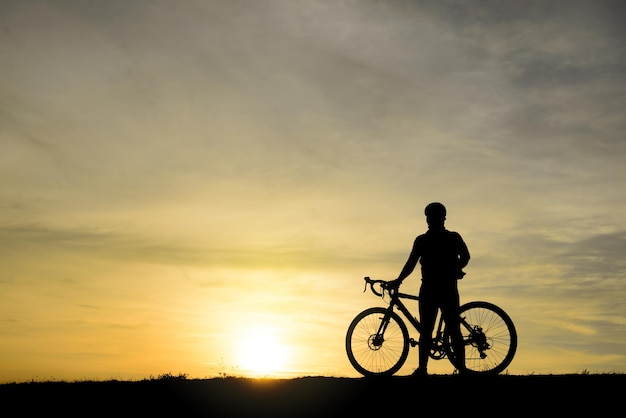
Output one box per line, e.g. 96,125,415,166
237,327,290,377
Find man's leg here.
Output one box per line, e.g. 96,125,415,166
446,314,464,371
418,286,438,374
442,288,464,372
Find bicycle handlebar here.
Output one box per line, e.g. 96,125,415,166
363,276,395,297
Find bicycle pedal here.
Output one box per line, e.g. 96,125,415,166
409,338,418,347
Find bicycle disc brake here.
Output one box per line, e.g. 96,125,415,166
367,334,385,351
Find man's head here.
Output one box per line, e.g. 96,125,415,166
424,202,446,229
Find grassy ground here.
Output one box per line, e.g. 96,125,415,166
1,373,623,416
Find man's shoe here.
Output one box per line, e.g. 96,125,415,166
411,368,428,377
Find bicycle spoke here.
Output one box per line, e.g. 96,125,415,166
346,308,410,376
452,302,517,374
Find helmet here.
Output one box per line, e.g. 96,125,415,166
424,202,446,218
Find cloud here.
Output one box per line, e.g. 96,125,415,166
1,0,626,378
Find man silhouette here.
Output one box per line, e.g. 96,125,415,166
390,202,470,376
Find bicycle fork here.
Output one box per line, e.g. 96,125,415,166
371,311,395,348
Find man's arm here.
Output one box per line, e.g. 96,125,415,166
395,237,421,284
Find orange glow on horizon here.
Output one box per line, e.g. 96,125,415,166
236,327,291,377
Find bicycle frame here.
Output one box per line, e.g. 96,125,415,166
377,286,467,357
385,291,421,335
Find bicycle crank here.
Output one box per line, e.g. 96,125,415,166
429,338,447,359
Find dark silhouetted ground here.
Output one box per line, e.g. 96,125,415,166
1,374,623,416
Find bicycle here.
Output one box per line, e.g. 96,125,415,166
346,276,517,376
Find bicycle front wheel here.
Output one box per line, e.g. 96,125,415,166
446,301,517,375
345,307,410,377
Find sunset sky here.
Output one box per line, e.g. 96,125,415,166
1,0,625,382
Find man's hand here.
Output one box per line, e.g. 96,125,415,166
387,279,403,289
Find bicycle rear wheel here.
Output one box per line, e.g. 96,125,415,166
445,301,517,375
345,307,410,377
